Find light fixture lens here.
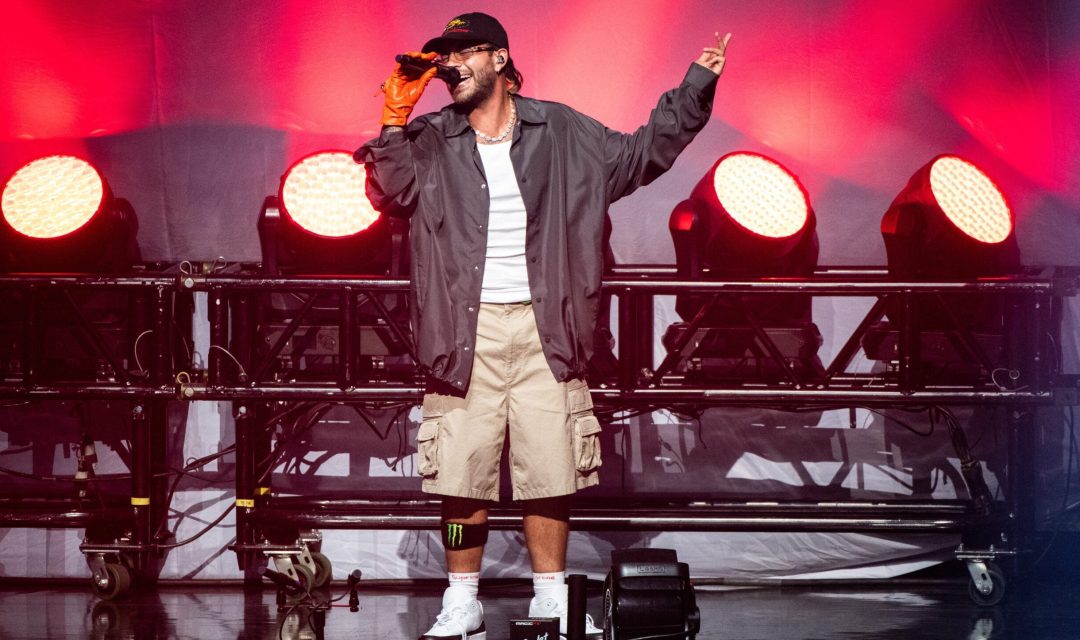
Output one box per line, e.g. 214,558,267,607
712,153,808,239
1,156,105,239
929,156,1012,244
280,151,379,238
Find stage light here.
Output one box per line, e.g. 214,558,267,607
258,150,397,276
2,155,105,239
0,157,180,384
711,152,809,240
676,151,815,272
670,152,817,321
0,155,139,273
279,151,379,238
881,154,1019,280
929,157,1011,244
660,152,822,385
251,151,413,385
867,155,1023,381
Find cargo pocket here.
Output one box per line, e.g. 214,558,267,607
567,379,602,473
416,417,441,479
572,414,603,473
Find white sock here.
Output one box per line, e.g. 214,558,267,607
447,571,480,600
532,571,566,601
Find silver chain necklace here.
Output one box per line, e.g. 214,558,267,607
474,102,516,144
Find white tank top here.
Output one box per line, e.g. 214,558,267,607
477,139,531,303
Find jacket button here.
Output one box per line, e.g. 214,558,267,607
481,184,487,189
534,296,542,303
544,337,552,343
468,306,475,312
530,257,537,263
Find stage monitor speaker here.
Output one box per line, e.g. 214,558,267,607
603,548,700,640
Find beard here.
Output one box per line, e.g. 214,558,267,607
449,63,497,111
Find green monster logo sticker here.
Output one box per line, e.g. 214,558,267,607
446,523,463,548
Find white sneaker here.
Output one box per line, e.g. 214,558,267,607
528,594,602,638
419,587,486,640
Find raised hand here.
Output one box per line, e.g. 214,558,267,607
380,51,439,127
695,32,732,76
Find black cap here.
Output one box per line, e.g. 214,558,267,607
422,13,508,54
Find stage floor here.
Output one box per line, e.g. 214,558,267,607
0,574,1077,639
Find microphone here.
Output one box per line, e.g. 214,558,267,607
347,569,362,612
395,54,461,83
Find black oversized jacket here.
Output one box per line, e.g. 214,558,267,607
354,63,718,392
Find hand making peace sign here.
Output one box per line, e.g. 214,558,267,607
695,31,732,75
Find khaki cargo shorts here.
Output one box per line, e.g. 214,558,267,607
415,303,602,501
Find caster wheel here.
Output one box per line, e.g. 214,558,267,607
90,601,119,633
292,564,315,595
310,551,333,589
968,564,1006,607
91,563,131,600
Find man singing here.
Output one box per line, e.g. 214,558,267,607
355,12,730,639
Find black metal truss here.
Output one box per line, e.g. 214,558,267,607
0,266,1077,579
0,274,186,586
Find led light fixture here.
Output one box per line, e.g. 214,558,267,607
866,155,1024,381
259,150,396,275
662,152,822,385
279,151,380,238
669,151,818,323
0,155,139,272
2,155,106,239
881,154,1018,280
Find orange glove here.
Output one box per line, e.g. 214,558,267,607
381,51,439,127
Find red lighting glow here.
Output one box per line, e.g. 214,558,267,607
929,156,1012,244
1,155,105,239
712,153,809,239
279,151,379,238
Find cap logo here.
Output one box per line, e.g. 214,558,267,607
444,17,469,32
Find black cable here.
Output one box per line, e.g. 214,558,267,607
156,502,235,549
866,405,935,437
256,403,335,486
350,404,403,441
276,581,353,640
278,402,327,475
154,445,238,538
693,409,707,450
279,601,304,640
395,405,408,473
657,439,686,472
361,404,412,472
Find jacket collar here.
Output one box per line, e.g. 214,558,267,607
441,95,546,138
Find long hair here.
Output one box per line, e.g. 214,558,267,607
501,56,524,94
